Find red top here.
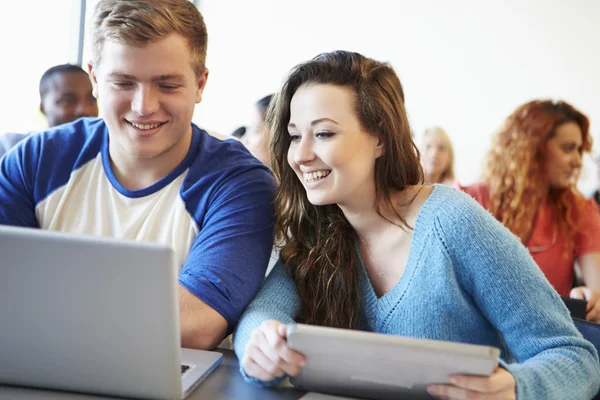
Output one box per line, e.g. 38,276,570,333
461,182,600,296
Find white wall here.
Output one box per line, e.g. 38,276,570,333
195,0,600,192
0,0,81,134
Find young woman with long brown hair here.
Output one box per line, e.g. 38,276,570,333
462,100,600,322
233,51,599,399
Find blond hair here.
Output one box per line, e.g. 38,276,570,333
91,0,208,76
422,126,455,182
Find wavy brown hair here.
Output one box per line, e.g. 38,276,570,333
268,51,423,329
483,100,591,256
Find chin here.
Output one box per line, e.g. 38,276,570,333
306,195,335,207
130,146,165,160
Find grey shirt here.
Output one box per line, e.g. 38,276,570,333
0,133,29,159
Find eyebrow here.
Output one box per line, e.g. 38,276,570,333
559,140,582,146
288,118,341,129
107,73,185,82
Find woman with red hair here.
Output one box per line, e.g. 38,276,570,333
463,100,600,322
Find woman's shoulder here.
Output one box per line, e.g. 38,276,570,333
417,184,495,230
426,184,487,209
419,184,509,244
456,181,490,209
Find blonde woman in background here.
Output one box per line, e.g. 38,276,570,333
420,126,457,186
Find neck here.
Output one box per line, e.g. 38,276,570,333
109,129,192,191
339,187,416,242
339,202,389,241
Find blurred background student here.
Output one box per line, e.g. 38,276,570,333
462,100,600,322
420,126,457,186
241,94,274,169
0,64,98,158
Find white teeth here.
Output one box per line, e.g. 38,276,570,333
130,122,162,130
303,170,331,183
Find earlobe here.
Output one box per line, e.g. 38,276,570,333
195,69,209,104
376,137,385,158
87,63,99,99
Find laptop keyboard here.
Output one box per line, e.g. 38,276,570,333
181,364,190,374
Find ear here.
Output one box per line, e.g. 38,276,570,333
39,102,45,116
375,136,385,158
87,62,99,99
195,68,209,104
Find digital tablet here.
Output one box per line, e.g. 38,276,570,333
287,323,500,400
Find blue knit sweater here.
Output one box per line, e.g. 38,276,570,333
233,185,600,399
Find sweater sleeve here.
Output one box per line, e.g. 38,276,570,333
232,259,302,386
435,191,600,400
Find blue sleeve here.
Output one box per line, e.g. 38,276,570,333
436,192,600,400
0,135,40,227
0,119,104,228
233,260,302,387
178,165,277,334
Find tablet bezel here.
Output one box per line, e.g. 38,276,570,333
287,323,500,400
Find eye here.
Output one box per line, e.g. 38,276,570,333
289,134,301,142
561,145,575,153
113,81,134,89
159,84,180,91
315,131,334,139
58,98,76,106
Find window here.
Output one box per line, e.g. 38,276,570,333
0,0,81,134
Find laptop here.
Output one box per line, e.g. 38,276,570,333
0,225,222,399
287,323,499,400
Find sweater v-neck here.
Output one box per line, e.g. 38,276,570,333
359,184,443,330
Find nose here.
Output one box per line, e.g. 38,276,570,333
292,136,316,165
571,152,583,169
131,86,159,116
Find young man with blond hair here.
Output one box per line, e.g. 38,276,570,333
0,0,276,350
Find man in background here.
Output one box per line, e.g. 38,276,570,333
0,64,98,158
39,64,98,127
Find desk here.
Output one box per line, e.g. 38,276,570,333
0,349,307,400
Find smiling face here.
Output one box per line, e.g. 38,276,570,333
286,83,383,208
41,71,98,127
88,33,207,168
543,121,583,189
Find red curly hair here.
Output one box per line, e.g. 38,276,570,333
483,100,591,256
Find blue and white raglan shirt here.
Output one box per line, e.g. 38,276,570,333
0,118,277,333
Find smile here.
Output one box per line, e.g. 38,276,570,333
303,170,331,183
127,120,167,130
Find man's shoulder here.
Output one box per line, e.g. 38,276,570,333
180,126,276,209
20,117,100,146
187,125,275,184
0,119,107,206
